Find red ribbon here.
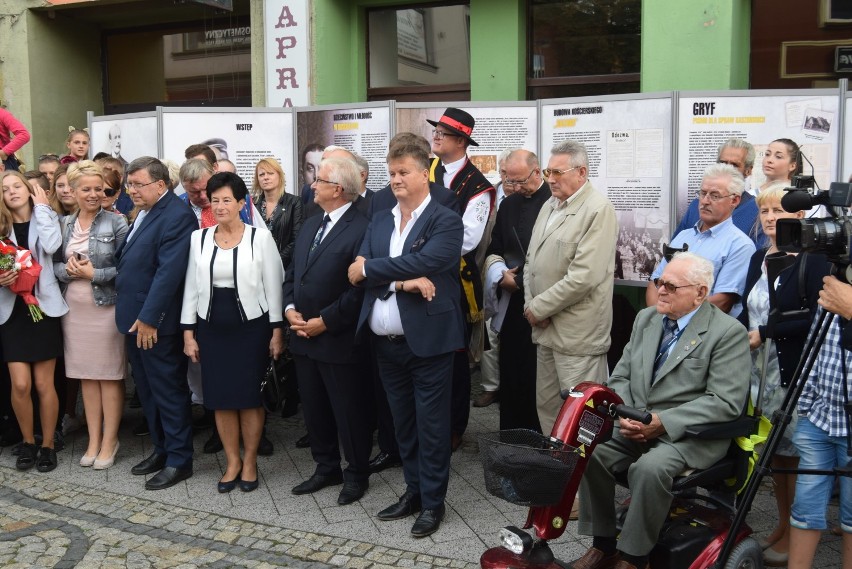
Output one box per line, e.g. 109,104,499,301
438,115,473,136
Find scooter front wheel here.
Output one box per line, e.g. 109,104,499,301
721,537,762,569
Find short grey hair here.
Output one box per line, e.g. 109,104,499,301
180,158,214,185
550,140,588,168
507,149,540,169
323,157,361,202
718,138,756,169
352,152,369,182
498,148,519,167
672,251,715,292
703,163,745,196
128,156,170,185
324,145,347,154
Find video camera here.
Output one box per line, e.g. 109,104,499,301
776,174,852,271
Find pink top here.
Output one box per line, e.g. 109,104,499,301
0,108,31,156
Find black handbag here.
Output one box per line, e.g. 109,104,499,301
260,352,290,413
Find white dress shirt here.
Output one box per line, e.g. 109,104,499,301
368,194,432,336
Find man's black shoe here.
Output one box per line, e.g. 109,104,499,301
377,491,422,521
291,472,343,495
132,419,149,437
131,453,167,475
129,390,142,409
369,451,402,473
337,480,369,505
294,433,310,449
145,466,192,490
410,504,445,538
192,409,215,431
258,434,274,456
203,430,223,454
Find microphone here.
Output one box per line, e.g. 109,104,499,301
780,189,815,213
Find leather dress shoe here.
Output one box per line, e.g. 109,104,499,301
131,453,167,475
291,472,343,495
295,433,310,448
569,547,620,569
218,470,241,493
377,491,422,521
369,451,402,473
338,481,369,505
203,431,223,454
132,419,149,437
257,434,274,456
145,466,192,490
473,390,499,407
410,504,445,538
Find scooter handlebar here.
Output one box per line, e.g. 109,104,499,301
612,404,652,424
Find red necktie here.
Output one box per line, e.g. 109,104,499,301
200,206,216,228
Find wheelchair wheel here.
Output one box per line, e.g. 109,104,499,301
722,537,763,569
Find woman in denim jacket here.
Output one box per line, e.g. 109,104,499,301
54,161,128,470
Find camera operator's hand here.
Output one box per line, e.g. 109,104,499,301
818,276,852,319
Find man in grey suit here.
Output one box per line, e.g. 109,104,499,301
572,252,750,569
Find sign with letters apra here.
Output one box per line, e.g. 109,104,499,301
834,46,852,72
265,0,311,107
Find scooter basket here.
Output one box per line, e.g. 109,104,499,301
479,429,579,507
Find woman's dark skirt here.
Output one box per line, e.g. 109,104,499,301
197,287,271,410
0,297,62,362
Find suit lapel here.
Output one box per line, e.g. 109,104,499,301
304,206,353,272
122,195,169,255
403,199,437,252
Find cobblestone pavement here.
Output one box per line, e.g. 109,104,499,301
0,376,845,568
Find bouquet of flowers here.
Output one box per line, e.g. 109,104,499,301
0,240,44,322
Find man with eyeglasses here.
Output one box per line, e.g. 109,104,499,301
483,148,549,431
426,107,495,452
671,138,764,246
573,252,749,569
647,163,755,318
523,140,618,436
115,157,199,490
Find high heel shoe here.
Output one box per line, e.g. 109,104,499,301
93,442,120,470
218,470,242,494
80,453,98,467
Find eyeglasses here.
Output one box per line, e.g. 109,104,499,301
542,167,579,178
314,177,339,187
653,278,701,294
697,190,734,202
432,129,459,140
103,187,118,197
126,181,158,191
504,170,536,187
717,160,744,170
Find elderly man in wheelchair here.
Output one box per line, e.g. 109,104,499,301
572,252,751,569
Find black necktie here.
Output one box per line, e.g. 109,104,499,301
309,214,330,257
434,162,446,184
653,317,679,380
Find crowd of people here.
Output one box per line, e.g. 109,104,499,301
0,104,848,566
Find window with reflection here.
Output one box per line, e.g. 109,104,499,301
528,0,641,99
368,3,471,101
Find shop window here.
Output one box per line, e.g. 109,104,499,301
528,0,640,99
368,4,471,102
104,17,251,113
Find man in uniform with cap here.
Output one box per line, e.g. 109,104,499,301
427,108,495,451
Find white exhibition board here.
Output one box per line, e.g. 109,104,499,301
676,90,840,220
539,94,674,285
88,111,159,166
159,108,296,195
295,102,393,193
395,102,539,186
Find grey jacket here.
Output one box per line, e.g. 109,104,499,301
54,209,129,306
0,204,68,323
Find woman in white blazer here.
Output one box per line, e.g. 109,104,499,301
181,172,284,494
0,171,68,473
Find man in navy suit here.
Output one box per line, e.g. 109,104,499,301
116,157,198,490
284,157,372,505
348,136,464,538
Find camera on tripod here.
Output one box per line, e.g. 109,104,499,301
776,174,852,268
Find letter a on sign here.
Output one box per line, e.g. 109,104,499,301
276,5,296,28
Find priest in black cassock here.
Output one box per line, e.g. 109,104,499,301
484,149,549,432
